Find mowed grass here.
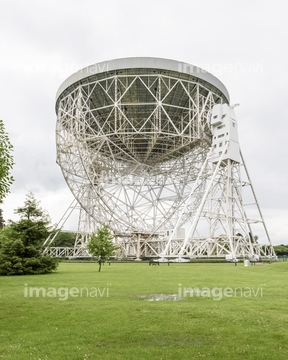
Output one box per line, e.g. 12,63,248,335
0,261,288,359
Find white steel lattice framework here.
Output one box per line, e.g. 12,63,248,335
52,57,275,260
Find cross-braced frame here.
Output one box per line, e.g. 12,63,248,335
54,58,275,260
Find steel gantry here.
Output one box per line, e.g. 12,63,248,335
49,58,275,260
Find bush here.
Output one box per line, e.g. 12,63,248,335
0,239,58,275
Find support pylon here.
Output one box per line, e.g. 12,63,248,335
160,104,276,260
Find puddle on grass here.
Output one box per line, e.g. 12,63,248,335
137,294,181,301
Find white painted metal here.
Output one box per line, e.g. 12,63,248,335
50,57,275,260
158,104,275,260
43,198,77,250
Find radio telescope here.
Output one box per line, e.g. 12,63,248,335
51,57,275,260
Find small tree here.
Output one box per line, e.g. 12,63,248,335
87,224,117,272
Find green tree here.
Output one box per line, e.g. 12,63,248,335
0,119,14,204
87,224,118,272
51,231,76,247
12,191,51,247
274,244,288,256
15,191,49,222
0,192,58,275
0,225,14,249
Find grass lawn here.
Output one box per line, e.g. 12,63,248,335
0,261,288,359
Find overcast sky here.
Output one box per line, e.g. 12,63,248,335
1,0,287,245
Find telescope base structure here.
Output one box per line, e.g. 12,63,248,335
116,236,275,260
115,162,275,261
43,236,275,260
